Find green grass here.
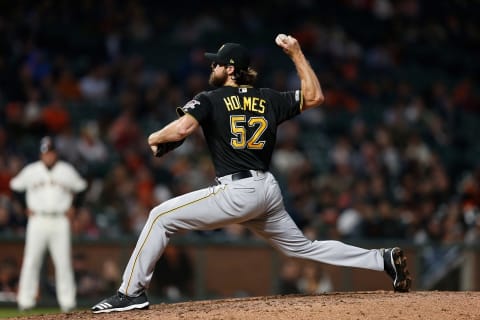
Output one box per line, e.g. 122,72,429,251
0,308,64,318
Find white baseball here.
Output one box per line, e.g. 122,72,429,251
275,33,288,46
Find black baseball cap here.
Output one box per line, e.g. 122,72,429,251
40,136,56,153
204,43,250,70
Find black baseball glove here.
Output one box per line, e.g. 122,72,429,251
154,139,185,158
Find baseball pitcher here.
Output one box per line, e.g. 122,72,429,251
93,34,411,313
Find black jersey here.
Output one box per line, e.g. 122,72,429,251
179,86,303,177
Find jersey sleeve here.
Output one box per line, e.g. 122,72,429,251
267,89,303,124
63,163,87,192
9,166,30,191
178,92,212,125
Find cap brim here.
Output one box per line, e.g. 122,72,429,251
205,52,226,64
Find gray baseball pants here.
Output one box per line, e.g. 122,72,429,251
119,171,384,296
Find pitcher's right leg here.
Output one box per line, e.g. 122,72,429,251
245,210,384,271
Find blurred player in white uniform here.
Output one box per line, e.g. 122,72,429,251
10,136,87,312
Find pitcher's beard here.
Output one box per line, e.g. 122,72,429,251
209,70,228,87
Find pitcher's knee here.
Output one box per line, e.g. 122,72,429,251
148,205,179,235
279,241,315,258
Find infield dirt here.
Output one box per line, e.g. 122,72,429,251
7,291,480,320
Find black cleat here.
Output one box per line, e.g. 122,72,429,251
92,291,149,313
383,247,412,292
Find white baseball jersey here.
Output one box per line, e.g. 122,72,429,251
10,160,87,213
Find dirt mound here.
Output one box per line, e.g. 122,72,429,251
9,291,480,320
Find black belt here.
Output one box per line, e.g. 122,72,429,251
215,170,253,185
231,170,253,181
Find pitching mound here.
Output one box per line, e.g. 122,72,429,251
9,291,480,320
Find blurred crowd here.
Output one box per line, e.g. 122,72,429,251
1,1,480,296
